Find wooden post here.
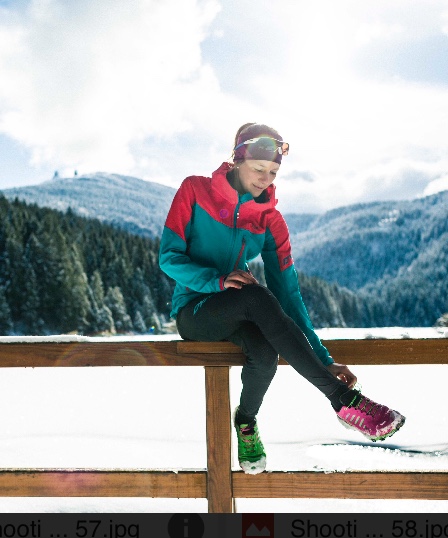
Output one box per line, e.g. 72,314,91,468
204,366,234,513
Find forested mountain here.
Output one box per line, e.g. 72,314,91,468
0,195,174,335
285,191,448,289
2,173,176,238
285,190,448,326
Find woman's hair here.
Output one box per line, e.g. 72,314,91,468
233,122,257,149
231,123,283,164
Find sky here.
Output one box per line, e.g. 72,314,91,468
0,0,447,213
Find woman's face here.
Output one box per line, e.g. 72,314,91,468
234,159,280,198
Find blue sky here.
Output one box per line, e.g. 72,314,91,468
0,0,447,213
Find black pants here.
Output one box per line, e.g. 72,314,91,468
176,284,350,421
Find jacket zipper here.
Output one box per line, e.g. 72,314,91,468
233,236,246,271
226,200,241,272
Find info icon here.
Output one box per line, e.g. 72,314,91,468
242,514,274,537
167,514,205,538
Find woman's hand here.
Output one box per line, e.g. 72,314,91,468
224,269,259,289
327,362,357,389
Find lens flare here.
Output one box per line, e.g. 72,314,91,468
53,340,174,367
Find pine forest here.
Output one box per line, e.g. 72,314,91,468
0,193,446,336
0,195,173,336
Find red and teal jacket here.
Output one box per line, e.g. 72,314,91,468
159,162,333,366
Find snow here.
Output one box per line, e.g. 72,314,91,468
0,329,446,513
317,327,448,339
0,326,446,342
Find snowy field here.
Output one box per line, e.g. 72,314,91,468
0,328,446,513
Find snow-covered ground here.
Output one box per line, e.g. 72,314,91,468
0,328,446,513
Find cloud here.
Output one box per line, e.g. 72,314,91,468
353,33,448,86
360,163,441,202
354,22,404,47
423,175,448,197
281,170,317,182
265,0,448,212
0,0,230,175
355,1,448,85
0,0,447,211
277,154,448,214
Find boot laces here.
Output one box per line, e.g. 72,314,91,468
355,395,382,417
345,384,384,418
240,425,259,455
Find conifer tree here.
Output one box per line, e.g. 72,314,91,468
0,286,13,335
105,286,133,333
88,270,115,334
59,245,91,333
3,235,24,321
141,294,160,332
133,310,147,333
21,261,43,334
435,313,448,327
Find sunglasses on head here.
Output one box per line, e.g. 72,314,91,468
234,136,290,156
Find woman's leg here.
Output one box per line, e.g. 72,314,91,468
177,296,278,422
228,322,278,421
176,285,351,411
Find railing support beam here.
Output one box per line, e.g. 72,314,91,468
205,366,234,513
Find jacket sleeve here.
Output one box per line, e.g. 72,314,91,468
159,177,227,293
261,212,333,366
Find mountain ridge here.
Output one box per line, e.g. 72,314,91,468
2,172,176,238
285,190,448,291
2,174,447,326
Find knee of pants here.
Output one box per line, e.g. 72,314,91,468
241,358,278,389
239,284,280,313
244,347,279,375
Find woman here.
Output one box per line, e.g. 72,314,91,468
159,123,405,474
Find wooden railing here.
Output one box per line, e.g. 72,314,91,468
0,336,447,513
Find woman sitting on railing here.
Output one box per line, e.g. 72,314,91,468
159,122,406,474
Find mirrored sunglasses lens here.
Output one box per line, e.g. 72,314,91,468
245,137,289,156
252,139,277,152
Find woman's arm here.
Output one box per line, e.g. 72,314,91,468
159,178,227,293
261,212,334,366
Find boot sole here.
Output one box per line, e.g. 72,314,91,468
239,455,267,474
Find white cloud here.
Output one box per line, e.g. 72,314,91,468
252,0,448,212
0,0,447,211
0,0,231,175
354,22,404,47
277,153,448,214
443,10,448,36
423,175,448,197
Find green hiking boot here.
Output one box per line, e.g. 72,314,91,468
234,408,266,474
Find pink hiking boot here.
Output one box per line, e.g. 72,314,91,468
336,391,406,442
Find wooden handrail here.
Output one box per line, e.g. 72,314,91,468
0,336,447,512
0,337,447,367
